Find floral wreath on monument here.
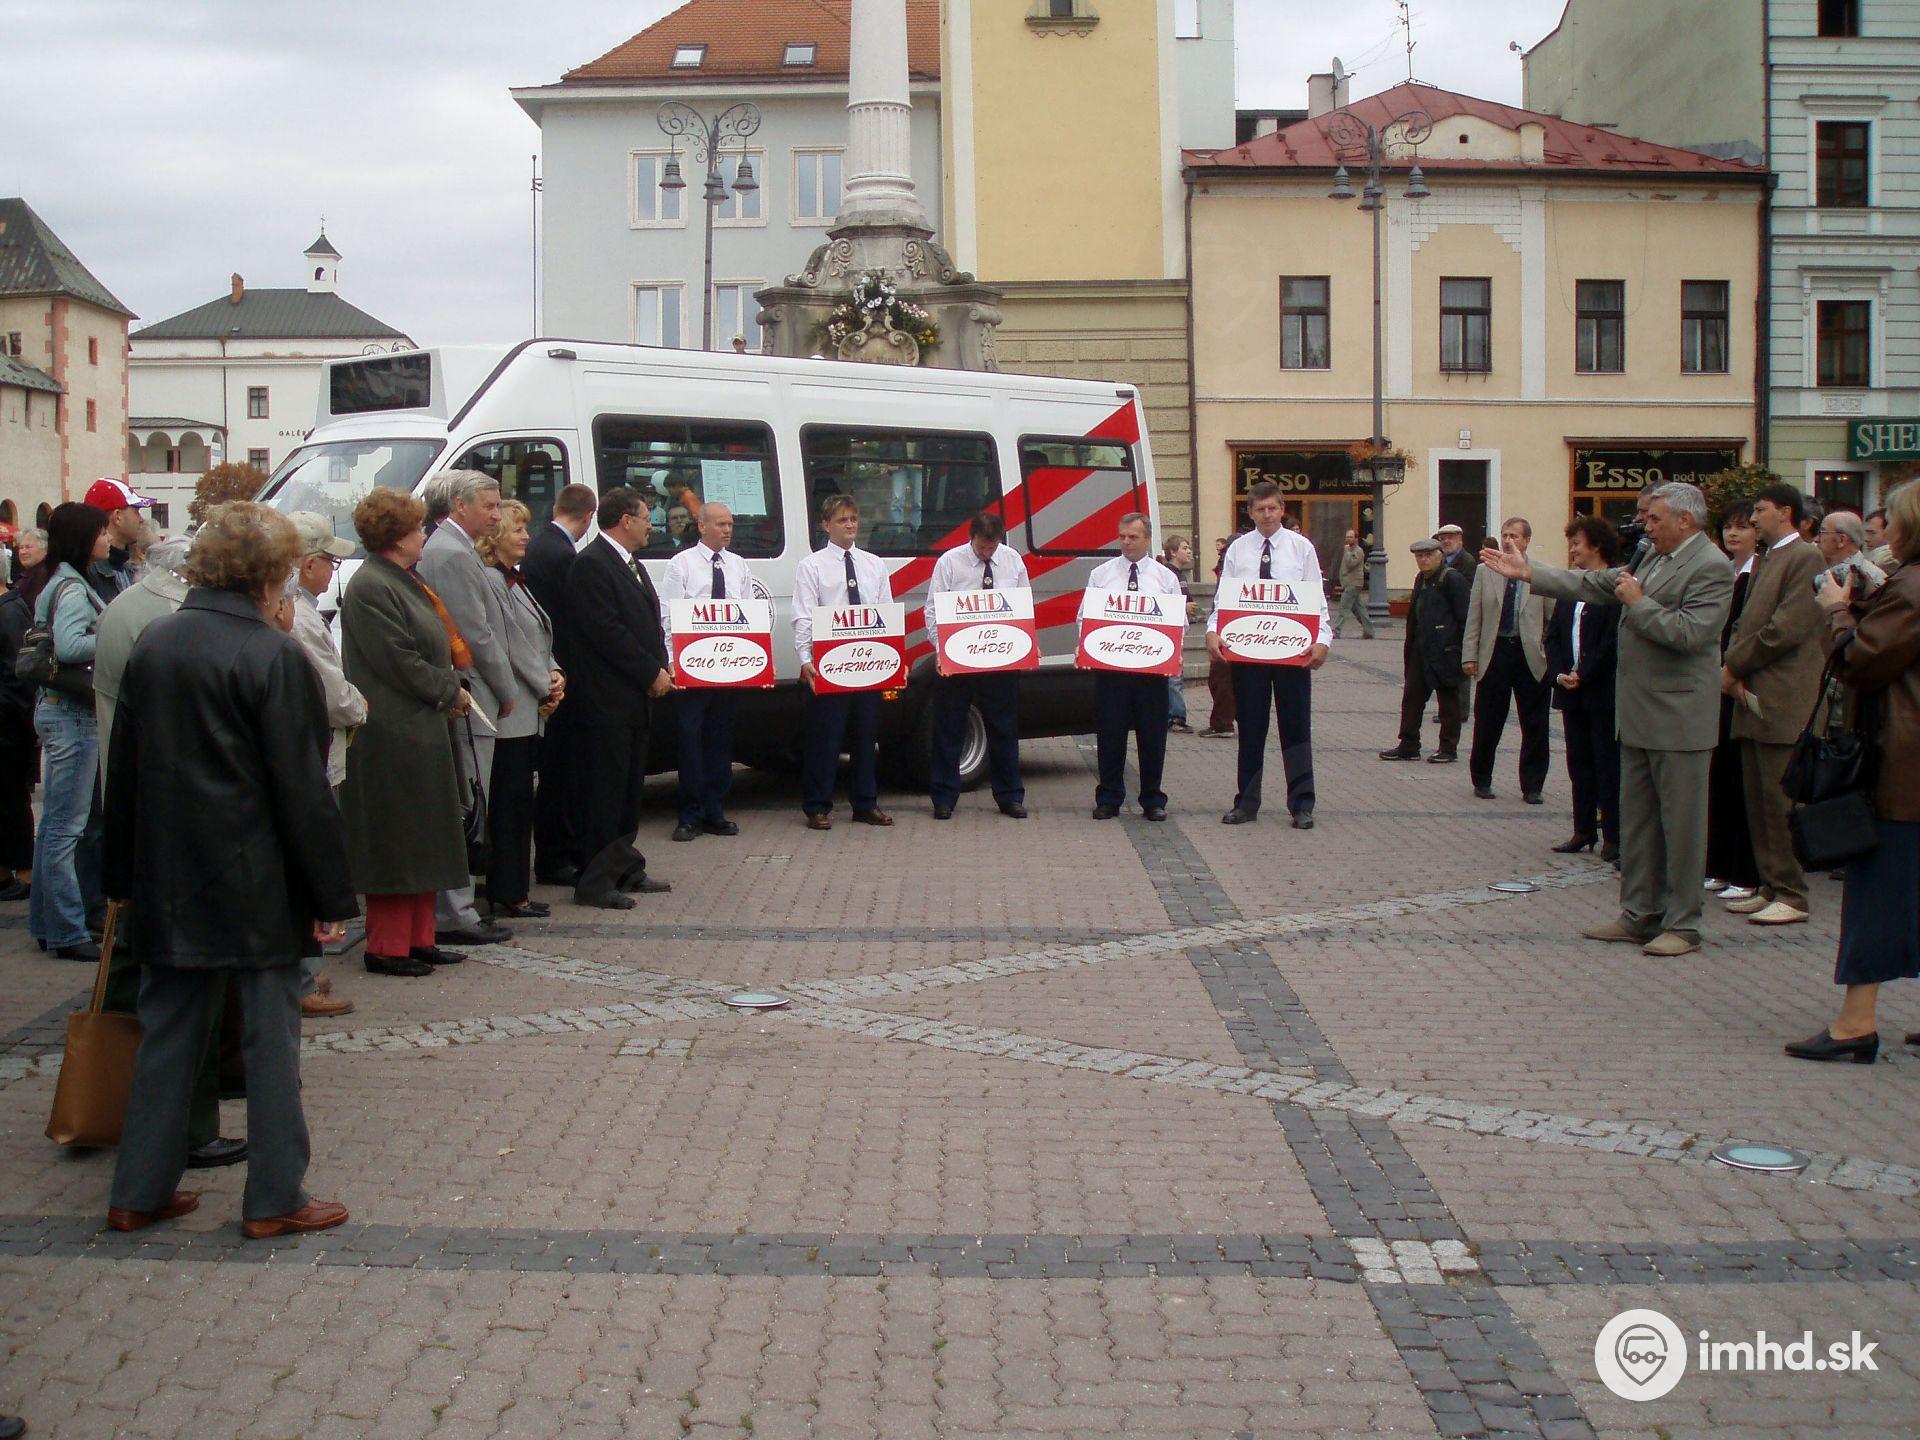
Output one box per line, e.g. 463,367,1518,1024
817,271,941,359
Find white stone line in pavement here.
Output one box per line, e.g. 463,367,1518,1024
779,865,1613,1006
300,997,719,1056
616,1035,696,1059
1350,1238,1480,1285
465,944,735,1002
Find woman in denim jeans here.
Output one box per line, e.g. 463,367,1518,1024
25,502,109,960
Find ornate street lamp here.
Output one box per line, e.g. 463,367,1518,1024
1326,105,1432,620
657,101,762,350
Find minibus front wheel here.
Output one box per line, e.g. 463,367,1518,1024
903,700,989,791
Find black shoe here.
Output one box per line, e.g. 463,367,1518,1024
1600,842,1621,865
1551,835,1598,854
411,946,466,966
365,953,433,977
1221,808,1257,825
53,941,101,962
1905,1032,1920,1048
573,891,636,910
1784,1028,1878,1064
1473,785,1496,799
702,819,740,836
1091,804,1120,820
1427,752,1457,765
492,900,549,920
1143,807,1168,822
1291,813,1315,831
999,803,1028,819
932,805,953,820
437,920,510,946
1378,748,1420,761
185,1137,248,1170
0,1412,24,1439
0,879,28,902
671,824,700,842
1523,792,1544,806
619,874,671,895
535,863,581,887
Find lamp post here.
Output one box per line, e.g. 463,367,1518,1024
1326,106,1431,621
657,101,762,351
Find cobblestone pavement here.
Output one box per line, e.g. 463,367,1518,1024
4,638,1918,1437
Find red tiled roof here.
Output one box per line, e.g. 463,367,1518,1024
562,0,940,84
1184,81,1763,178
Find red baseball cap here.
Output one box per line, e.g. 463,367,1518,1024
83,477,156,513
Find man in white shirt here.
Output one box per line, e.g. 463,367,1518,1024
1083,512,1183,820
1205,481,1332,828
925,512,1031,820
660,503,753,843
794,493,894,831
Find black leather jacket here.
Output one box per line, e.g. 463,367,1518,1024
103,588,358,968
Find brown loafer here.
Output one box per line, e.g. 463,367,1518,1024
107,1189,200,1233
242,1199,350,1241
851,809,894,827
804,813,833,831
301,991,355,1019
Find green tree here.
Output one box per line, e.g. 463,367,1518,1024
1698,462,1780,528
189,462,268,525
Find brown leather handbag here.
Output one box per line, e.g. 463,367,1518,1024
45,902,142,1147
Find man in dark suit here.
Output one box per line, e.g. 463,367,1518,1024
1544,515,1623,861
522,482,597,885
563,486,674,910
1380,539,1470,762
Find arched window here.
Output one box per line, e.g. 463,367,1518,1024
0,500,15,525
315,266,326,281
35,503,52,528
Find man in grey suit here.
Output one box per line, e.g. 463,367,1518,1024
415,470,515,947
1481,482,1734,957
1462,516,1554,803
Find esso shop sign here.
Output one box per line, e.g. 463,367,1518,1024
931,587,1040,676
668,598,774,689
1075,588,1183,677
1215,578,1323,667
810,603,907,694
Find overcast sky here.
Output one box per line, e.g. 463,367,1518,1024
4,0,1566,348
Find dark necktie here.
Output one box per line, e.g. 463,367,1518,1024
711,553,725,600
1128,561,1140,592
982,555,995,590
843,548,861,606
1259,538,1273,580
1499,577,1519,635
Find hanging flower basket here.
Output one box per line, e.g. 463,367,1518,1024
815,271,941,366
1346,442,1410,488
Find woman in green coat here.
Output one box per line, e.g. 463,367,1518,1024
339,488,471,976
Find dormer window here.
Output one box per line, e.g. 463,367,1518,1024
671,44,706,68
783,42,817,66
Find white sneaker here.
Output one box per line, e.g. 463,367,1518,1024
1719,885,1758,903
1749,900,1810,926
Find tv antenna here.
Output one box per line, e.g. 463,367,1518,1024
1399,0,1416,82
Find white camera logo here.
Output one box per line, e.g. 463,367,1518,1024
1595,1308,1687,1401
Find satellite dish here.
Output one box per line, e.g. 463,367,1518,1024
1331,57,1349,84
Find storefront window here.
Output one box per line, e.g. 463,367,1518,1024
1569,444,1744,525
1232,447,1374,580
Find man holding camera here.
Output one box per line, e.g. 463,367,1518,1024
1481,482,1732,956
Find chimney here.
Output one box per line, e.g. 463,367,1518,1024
230,274,245,305
1307,67,1350,119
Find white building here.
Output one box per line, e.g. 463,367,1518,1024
512,0,943,350
128,233,412,530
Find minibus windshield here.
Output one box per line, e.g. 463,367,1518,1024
258,439,444,553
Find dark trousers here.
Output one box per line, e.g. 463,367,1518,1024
110,964,308,1221
1205,656,1236,731
1468,636,1551,794
0,740,34,871
1231,663,1314,817
571,721,650,904
487,735,538,906
801,690,881,815
930,673,1023,809
533,708,579,878
675,691,738,827
103,939,222,1149
1397,659,1464,756
1561,704,1621,846
1706,701,1761,889
1095,672,1169,811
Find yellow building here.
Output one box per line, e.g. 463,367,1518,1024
1186,82,1767,590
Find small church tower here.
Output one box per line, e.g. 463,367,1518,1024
304,228,341,294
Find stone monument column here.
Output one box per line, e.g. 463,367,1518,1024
756,0,1000,369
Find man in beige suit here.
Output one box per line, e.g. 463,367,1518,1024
1723,484,1826,926
1481,482,1734,957
1463,517,1555,803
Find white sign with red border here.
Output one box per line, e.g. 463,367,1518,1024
1215,578,1324,666
668,598,775,688
809,603,907,694
930,587,1040,676
1075,588,1184,677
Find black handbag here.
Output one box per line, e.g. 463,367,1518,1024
1790,791,1879,871
14,578,98,703
1782,642,1881,870
458,713,491,875
1781,648,1870,804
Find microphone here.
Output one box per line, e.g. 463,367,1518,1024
1626,536,1654,574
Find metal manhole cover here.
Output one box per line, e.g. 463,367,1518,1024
1709,1143,1810,1175
724,992,790,1011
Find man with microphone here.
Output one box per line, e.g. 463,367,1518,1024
1082,512,1184,820
1480,482,1733,956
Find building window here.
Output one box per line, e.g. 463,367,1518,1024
1681,281,1729,374
631,151,686,227
1819,0,1860,36
85,399,97,432
631,283,684,349
1815,121,1870,207
5,332,19,357
713,152,764,224
1437,459,1490,551
1174,0,1201,37
782,41,816,65
1813,470,1867,514
164,446,182,472
87,337,99,365
1816,300,1871,386
247,386,269,419
1575,280,1625,374
150,503,170,529
793,149,844,223
1279,276,1330,369
1049,0,1075,13
671,45,705,68
713,283,763,352
1439,277,1492,373
248,448,271,471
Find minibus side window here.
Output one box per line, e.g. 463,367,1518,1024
593,416,784,558
451,438,568,529
1018,437,1143,556
799,426,1001,555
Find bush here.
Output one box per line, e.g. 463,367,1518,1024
1698,462,1780,528
189,462,268,525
